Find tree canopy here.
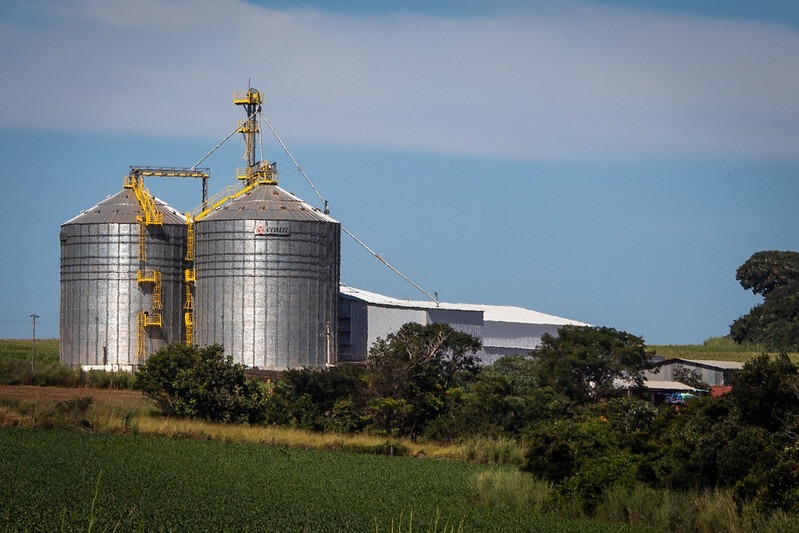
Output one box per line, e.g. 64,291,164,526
730,250,799,350
366,322,481,438
136,344,266,423
731,353,799,431
530,325,649,403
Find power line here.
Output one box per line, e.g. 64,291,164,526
261,111,439,305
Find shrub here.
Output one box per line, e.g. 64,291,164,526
460,436,525,466
468,469,555,513
136,344,266,423
596,483,691,531
263,365,366,431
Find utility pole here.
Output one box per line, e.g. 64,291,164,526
30,314,39,372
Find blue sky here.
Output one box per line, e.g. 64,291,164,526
1,0,797,345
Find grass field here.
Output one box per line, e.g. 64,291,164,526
0,338,59,365
0,386,525,465
0,429,639,532
650,336,798,363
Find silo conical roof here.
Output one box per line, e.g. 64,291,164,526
200,184,336,223
62,189,185,225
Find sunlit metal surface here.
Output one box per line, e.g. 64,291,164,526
60,189,186,370
194,185,340,369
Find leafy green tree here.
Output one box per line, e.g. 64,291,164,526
736,250,799,297
751,444,799,514
530,326,650,404
731,353,799,432
731,250,799,350
365,322,480,438
524,412,642,512
264,365,366,432
484,355,539,396
672,364,709,390
137,344,266,423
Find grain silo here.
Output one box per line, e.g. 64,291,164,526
60,178,187,370
191,88,340,369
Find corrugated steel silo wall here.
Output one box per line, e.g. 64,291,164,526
194,218,340,369
60,222,186,369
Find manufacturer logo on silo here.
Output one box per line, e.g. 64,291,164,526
255,223,290,236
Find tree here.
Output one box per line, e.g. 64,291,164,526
731,353,799,432
530,326,649,404
264,365,366,432
136,344,266,423
365,322,480,438
484,355,539,396
672,364,709,390
731,251,799,350
735,251,799,297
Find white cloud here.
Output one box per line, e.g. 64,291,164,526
1,0,798,161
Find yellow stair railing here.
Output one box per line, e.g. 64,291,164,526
185,215,195,261
137,270,162,310
138,220,147,261
183,213,196,345
124,175,162,226
136,311,163,360
184,311,194,346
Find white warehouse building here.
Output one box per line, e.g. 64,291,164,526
338,285,590,365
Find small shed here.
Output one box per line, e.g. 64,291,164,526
642,379,705,406
644,358,743,387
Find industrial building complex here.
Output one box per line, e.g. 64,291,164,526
60,88,588,371
338,286,589,365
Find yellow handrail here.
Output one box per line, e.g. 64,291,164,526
124,175,162,226
185,215,195,261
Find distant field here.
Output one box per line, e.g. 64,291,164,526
3,337,795,366
0,429,635,532
650,336,798,363
0,339,59,365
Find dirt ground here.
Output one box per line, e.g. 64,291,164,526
0,385,144,404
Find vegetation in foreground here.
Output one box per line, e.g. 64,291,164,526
131,324,799,530
0,428,623,532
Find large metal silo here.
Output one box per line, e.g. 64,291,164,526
60,189,186,370
193,184,340,369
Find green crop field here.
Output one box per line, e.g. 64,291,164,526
0,429,640,532
650,336,798,363
0,339,59,365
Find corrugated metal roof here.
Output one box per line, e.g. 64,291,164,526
200,184,338,223
643,379,702,391
615,378,702,391
62,189,186,225
339,285,590,327
673,359,744,370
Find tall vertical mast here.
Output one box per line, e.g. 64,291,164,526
233,88,277,186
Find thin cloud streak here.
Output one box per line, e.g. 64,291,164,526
1,0,797,161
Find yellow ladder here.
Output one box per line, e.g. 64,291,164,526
136,311,163,360
138,219,147,261
183,268,196,345
185,215,195,261
184,311,194,346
